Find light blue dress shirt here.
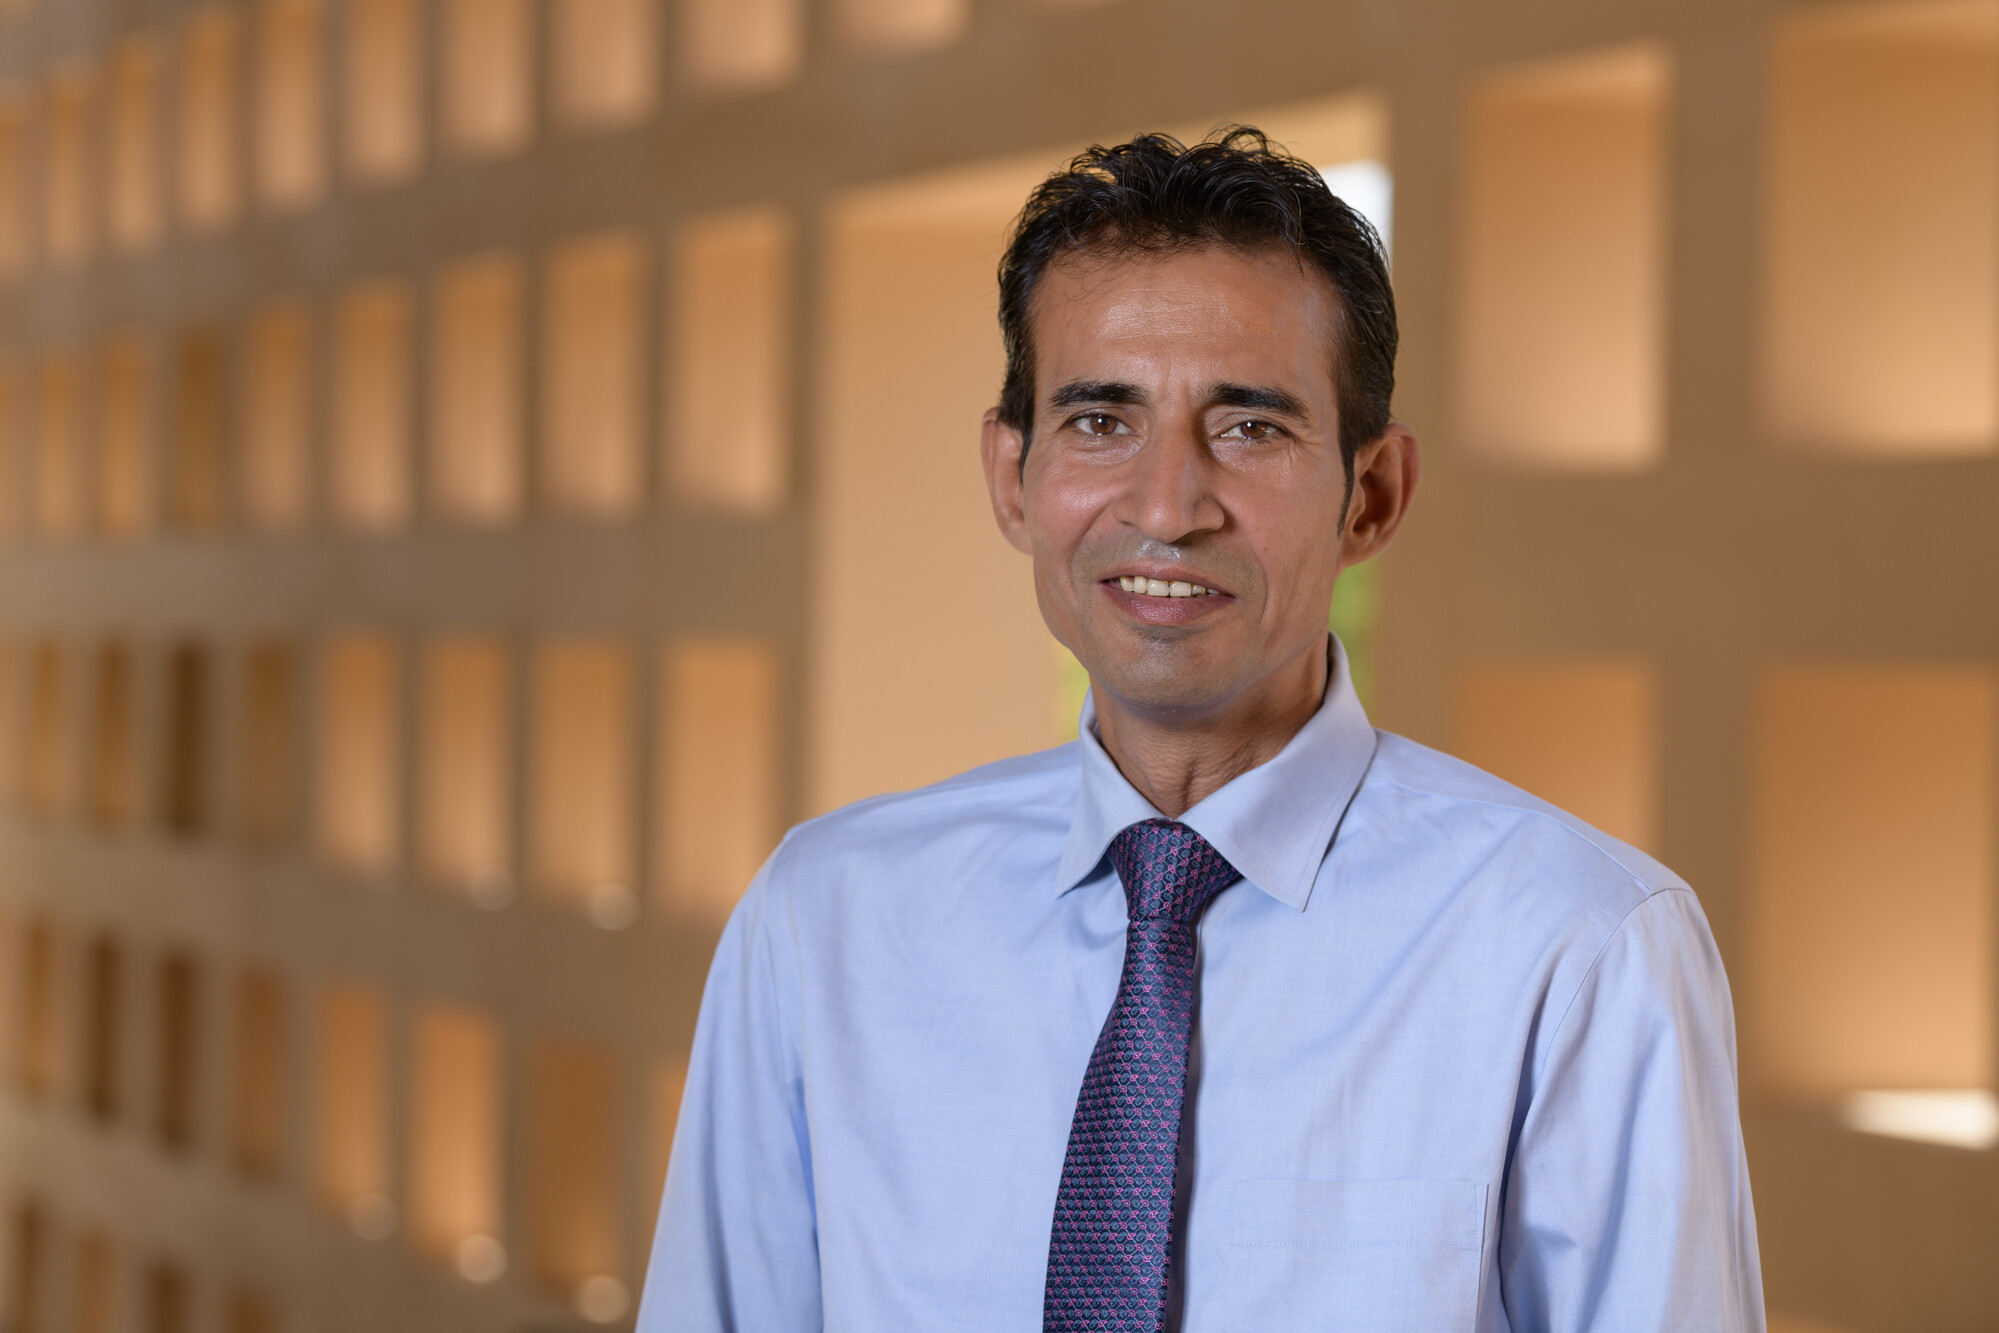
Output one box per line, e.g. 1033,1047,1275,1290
639,642,1764,1332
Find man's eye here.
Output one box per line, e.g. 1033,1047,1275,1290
1221,419,1279,441
1075,414,1125,436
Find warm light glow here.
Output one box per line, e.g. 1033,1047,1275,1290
311,982,391,1219
169,329,229,531
456,1233,507,1282
254,0,328,210
417,637,513,893
315,632,403,875
576,1274,632,1324
442,0,533,156
837,0,967,53
1840,1089,1999,1150
107,38,163,252
1458,42,1668,470
529,641,634,905
35,352,87,539
1763,2,1999,455
679,0,801,93
408,1002,505,1265
658,638,780,919
96,334,154,539
543,232,647,517
44,66,99,267
344,0,423,183
430,253,524,525
179,5,245,231
552,0,656,127
242,301,314,531
0,93,30,277
667,207,792,511
330,280,413,531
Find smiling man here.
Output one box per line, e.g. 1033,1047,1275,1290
639,130,1763,1333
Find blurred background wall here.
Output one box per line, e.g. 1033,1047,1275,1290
0,0,1994,1329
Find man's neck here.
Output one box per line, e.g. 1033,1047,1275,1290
1091,639,1331,818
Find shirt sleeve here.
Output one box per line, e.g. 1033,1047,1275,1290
636,853,823,1332
1497,888,1766,1333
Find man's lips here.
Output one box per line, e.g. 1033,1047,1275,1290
1099,575,1234,624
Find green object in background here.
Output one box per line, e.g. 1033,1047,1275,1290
1329,558,1379,711
1054,641,1092,743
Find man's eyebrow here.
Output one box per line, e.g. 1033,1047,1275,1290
1048,381,1147,410
1210,383,1311,419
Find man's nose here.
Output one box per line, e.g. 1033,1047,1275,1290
1117,417,1225,543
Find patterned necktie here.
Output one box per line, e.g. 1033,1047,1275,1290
1044,819,1242,1332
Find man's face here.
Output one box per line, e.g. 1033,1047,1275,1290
986,244,1363,721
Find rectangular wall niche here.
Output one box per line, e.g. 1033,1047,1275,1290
1762,2,1999,456
1748,666,1996,1100
406,1002,504,1271
230,968,286,1177
154,953,201,1150
837,0,968,54
0,95,31,277
316,632,402,876
44,67,97,268
442,0,533,157
1452,660,1659,852
1457,42,1669,470
553,0,656,127
526,1039,625,1304
543,232,647,518
529,640,634,910
657,639,779,921
429,253,524,525
330,280,413,530
254,0,327,210
678,0,801,93
97,335,154,539
35,352,86,539
344,0,423,184
311,980,391,1226
179,5,244,231
668,208,792,512
108,39,162,252
242,301,313,531
417,636,512,897
239,641,298,843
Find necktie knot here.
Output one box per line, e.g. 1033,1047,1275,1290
1107,818,1241,923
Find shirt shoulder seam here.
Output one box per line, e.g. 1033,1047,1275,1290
1533,885,1697,1088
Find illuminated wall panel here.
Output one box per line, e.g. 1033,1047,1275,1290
230,969,286,1177
553,0,656,126
679,0,801,93
27,640,70,818
34,353,86,540
816,160,1061,808
179,6,245,232
0,639,16,805
543,233,646,517
406,1002,504,1270
0,96,29,278
529,641,634,909
344,0,423,183
18,918,58,1098
330,281,412,531
1764,3,1999,455
315,632,402,876
657,638,778,920
1452,661,1658,851
442,0,533,157
159,644,209,835
169,330,229,532
667,208,791,511
526,1039,625,1312
239,642,298,843
44,68,97,267
1458,43,1668,469
430,253,524,525
1748,666,1996,1099
74,1231,115,1333
837,0,968,53
154,953,201,1150
310,981,391,1226
87,643,136,828
108,39,163,253
255,0,327,211
417,637,512,896
242,301,313,532
82,937,122,1120
0,357,20,536
97,335,154,539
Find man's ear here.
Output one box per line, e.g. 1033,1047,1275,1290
1338,421,1421,569
981,407,1035,555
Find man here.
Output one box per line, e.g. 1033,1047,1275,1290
639,129,1763,1332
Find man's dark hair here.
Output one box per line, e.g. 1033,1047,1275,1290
997,127,1397,484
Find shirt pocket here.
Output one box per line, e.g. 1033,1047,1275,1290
1226,1178,1488,1333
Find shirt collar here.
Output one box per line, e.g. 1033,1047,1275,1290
1055,635,1379,912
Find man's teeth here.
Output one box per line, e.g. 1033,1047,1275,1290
1117,577,1214,598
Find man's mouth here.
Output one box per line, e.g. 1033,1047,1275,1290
1113,576,1219,599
